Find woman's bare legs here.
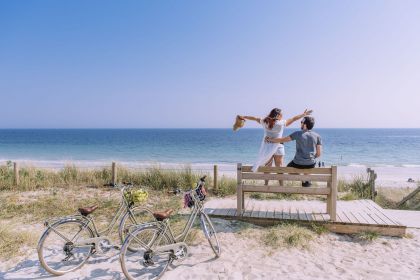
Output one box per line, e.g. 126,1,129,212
274,155,284,186
264,156,274,185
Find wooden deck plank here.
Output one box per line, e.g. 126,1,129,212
338,211,352,223
352,211,371,224
258,202,268,219
306,203,326,222
210,208,229,216
226,207,237,217
348,211,362,224
364,200,401,226
265,202,276,219
335,212,345,223
274,203,284,219
243,200,254,217
250,201,262,218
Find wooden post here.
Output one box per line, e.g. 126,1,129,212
111,162,117,186
13,162,19,186
330,165,338,222
213,165,218,192
371,170,377,200
237,163,243,216
367,168,377,200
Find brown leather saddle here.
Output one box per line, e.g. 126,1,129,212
78,205,98,216
153,209,174,221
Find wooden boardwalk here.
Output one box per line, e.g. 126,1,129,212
204,198,407,237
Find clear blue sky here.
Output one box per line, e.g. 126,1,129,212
1,1,419,128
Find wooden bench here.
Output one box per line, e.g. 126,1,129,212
236,163,338,221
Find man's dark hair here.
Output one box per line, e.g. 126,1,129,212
303,116,315,130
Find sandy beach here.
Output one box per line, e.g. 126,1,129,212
1,217,419,280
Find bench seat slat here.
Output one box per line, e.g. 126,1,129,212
241,185,331,195
241,173,331,182
241,166,332,174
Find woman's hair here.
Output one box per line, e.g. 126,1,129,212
263,108,282,129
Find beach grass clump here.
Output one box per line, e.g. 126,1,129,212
310,222,329,235
340,192,358,201
213,176,237,197
338,175,371,200
0,162,15,188
262,223,315,249
356,231,379,242
118,166,204,191
250,192,263,199
0,226,36,260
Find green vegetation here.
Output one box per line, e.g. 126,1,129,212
261,222,315,249
356,231,379,242
0,164,240,197
0,226,36,259
213,176,237,197
339,175,372,200
310,222,329,235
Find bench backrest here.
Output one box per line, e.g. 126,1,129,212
237,164,336,185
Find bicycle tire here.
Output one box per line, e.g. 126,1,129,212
37,219,95,276
200,213,221,257
120,224,172,280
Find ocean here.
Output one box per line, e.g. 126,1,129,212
0,128,420,169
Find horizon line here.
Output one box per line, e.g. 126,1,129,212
1,127,420,130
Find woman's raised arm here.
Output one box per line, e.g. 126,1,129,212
285,109,313,127
238,115,261,123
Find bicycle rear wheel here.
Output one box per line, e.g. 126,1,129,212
37,219,95,275
120,224,172,280
200,213,221,257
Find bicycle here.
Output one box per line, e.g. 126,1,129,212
37,182,155,276
119,175,221,280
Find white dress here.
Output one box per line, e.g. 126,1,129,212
251,119,286,172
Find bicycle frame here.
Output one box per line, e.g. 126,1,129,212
43,185,137,239
155,191,206,245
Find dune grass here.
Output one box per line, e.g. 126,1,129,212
261,223,315,249
0,226,37,259
0,164,239,197
356,231,379,242
338,175,372,200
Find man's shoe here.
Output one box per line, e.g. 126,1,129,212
302,181,312,187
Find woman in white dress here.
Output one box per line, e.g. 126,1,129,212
239,108,313,174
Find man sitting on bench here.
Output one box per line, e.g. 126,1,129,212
266,116,322,187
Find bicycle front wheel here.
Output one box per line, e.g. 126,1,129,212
200,213,221,257
37,219,95,276
120,224,172,280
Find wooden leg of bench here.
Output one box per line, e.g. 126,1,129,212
237,185,243,216
242,191,245,213
330,167,338,222
326,195,331,216
330,197,337,222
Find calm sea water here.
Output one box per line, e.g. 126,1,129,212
0,129,420,168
